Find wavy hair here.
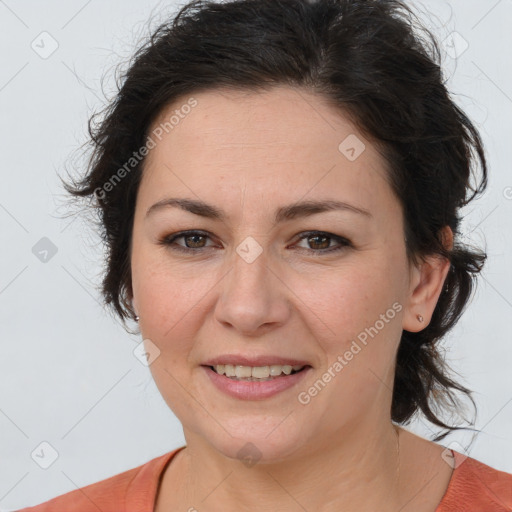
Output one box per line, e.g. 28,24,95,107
61,0,487,441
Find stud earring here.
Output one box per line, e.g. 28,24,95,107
134,315,139,322
416,314,424,323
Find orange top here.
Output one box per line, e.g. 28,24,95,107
16,447,512,511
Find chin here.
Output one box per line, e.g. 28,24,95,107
201,419,307,465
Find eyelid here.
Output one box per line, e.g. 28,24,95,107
292,231,352,250
160,230,218,250
159,229,352,254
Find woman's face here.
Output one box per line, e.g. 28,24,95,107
130,85,423,461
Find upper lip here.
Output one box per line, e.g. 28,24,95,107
202,355,311,367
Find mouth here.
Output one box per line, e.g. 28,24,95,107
201,362,312,400
206,363,309,381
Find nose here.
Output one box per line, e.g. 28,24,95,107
213,239,291,336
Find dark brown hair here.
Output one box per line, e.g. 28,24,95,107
61,0,487,441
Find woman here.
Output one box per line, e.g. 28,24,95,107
18,0,512,510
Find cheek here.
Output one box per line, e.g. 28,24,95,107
131,252,224,425
131,245,212,347
136,273,210,341
295,260,402,341
294,259,404,407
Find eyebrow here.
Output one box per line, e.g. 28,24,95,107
145,197,372,223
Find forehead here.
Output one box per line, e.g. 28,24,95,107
139,86,397,218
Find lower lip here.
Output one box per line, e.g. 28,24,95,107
202,365,311,400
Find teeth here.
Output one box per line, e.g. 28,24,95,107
253,366,271,378
235,365,252,378
269,365,282,377
212,364,304,379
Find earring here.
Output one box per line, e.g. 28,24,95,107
416,314,424,323
134,315,139,322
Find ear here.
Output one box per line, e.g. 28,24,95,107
402,226,453,332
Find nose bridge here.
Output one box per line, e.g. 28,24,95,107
228,234,271,300
214,234,289,333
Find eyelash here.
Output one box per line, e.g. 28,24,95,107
158,230,352,256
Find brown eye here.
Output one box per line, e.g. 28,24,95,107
306,234,330,250
293,231,351,255
182,234,207,248
160,230,216,253
159,230,351,256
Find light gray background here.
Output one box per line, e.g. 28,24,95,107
1,0,511,509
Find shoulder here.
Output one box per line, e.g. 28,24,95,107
15,448,184,512
437,449,512,511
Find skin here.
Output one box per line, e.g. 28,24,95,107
129,85,454,512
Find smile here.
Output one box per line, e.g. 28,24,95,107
202,364,312,399
211,364,305,380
